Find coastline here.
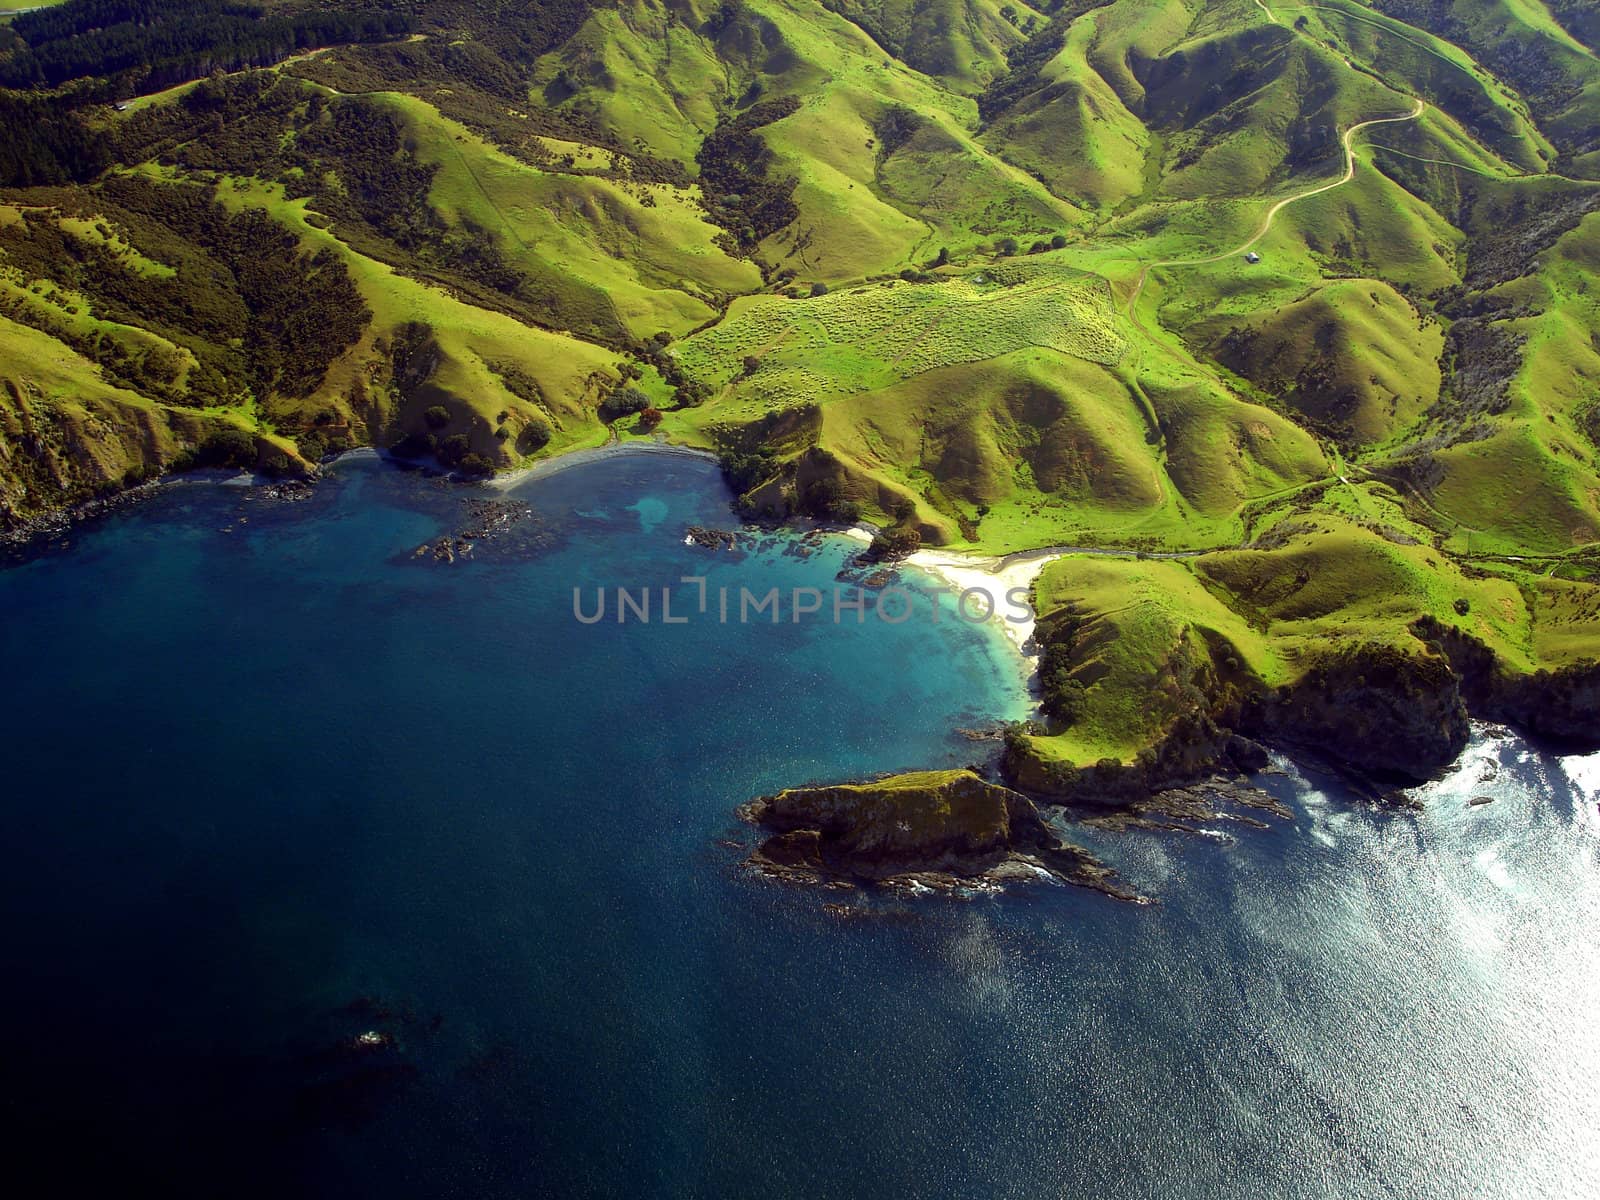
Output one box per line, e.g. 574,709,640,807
0,466,277,554
837,524,1061,685
486,438,719,491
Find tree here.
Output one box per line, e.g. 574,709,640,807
516,420,551,454
742,354,761,376
193,427,257,469
674,380,711,408
1000,4,1019,26
719,447,778,493
874,105,922,157
1042,673,1087,725
599,386,650,420
996,236,1019,256
810,281,829,297
436,433,472,466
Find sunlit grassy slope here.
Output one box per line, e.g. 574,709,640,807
2,0,1598,770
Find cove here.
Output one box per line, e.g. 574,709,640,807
2,448,1597,1198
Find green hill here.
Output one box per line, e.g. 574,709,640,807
1,0,1598,775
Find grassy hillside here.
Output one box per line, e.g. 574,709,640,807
0,0,1597,773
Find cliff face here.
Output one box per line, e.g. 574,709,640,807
738,769,1137,898
1003,620,1600,810
747,770,1028,870
1412,617,1600,751
0,381,311,531
1239,643,1471,780
1003,713,1251,805
1004,640,1477,803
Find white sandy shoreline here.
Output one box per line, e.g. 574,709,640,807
485,439,718,490
351,439,1058,686
489,445,1060,665
836,525,1061,672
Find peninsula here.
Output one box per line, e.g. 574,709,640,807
2,0,1598,809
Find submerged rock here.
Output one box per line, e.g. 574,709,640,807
737,769,1144,901
402,497,556,566
685,525,740,550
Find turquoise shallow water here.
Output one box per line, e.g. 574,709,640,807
2,450,1597,1198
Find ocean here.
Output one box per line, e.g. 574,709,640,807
1,449,1595,1198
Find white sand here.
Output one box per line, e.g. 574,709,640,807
485,440,716,491
902,548,1061,659
836,527,1061,662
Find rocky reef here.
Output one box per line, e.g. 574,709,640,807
737,769,1142,901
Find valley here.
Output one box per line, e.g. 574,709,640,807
2,0,1599,787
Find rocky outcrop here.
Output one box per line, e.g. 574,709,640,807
1004,638,1474,805
1002,712,1251,805
0,379,313,532
1411,617,1600,750
738,769,1141,900
1237,642,1470,781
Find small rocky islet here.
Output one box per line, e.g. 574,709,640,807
732,631,1600,906
738,769,1146,903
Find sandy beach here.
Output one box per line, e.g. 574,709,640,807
485,439,718,491
838,525,1061,672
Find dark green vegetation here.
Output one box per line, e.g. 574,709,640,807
2,0,1599,783
739,768,1135,897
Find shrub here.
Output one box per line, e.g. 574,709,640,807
867,527,920,560
516,420,552,454
674,381,710,408
390,431,436,459
1037,614,1086,723
800,477,860,523
873,105,922,157
297,430,328,461
719,448,779,494
436,433,472,466
599,386,650,420
193,428,257,469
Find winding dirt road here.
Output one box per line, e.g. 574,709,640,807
1124,97,1426,332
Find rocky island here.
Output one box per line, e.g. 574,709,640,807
739,769,1141,901
1,0,1598,881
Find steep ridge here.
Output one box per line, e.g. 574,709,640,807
0,0,1597,790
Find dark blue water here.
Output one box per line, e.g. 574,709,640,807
2,450,1597,1198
